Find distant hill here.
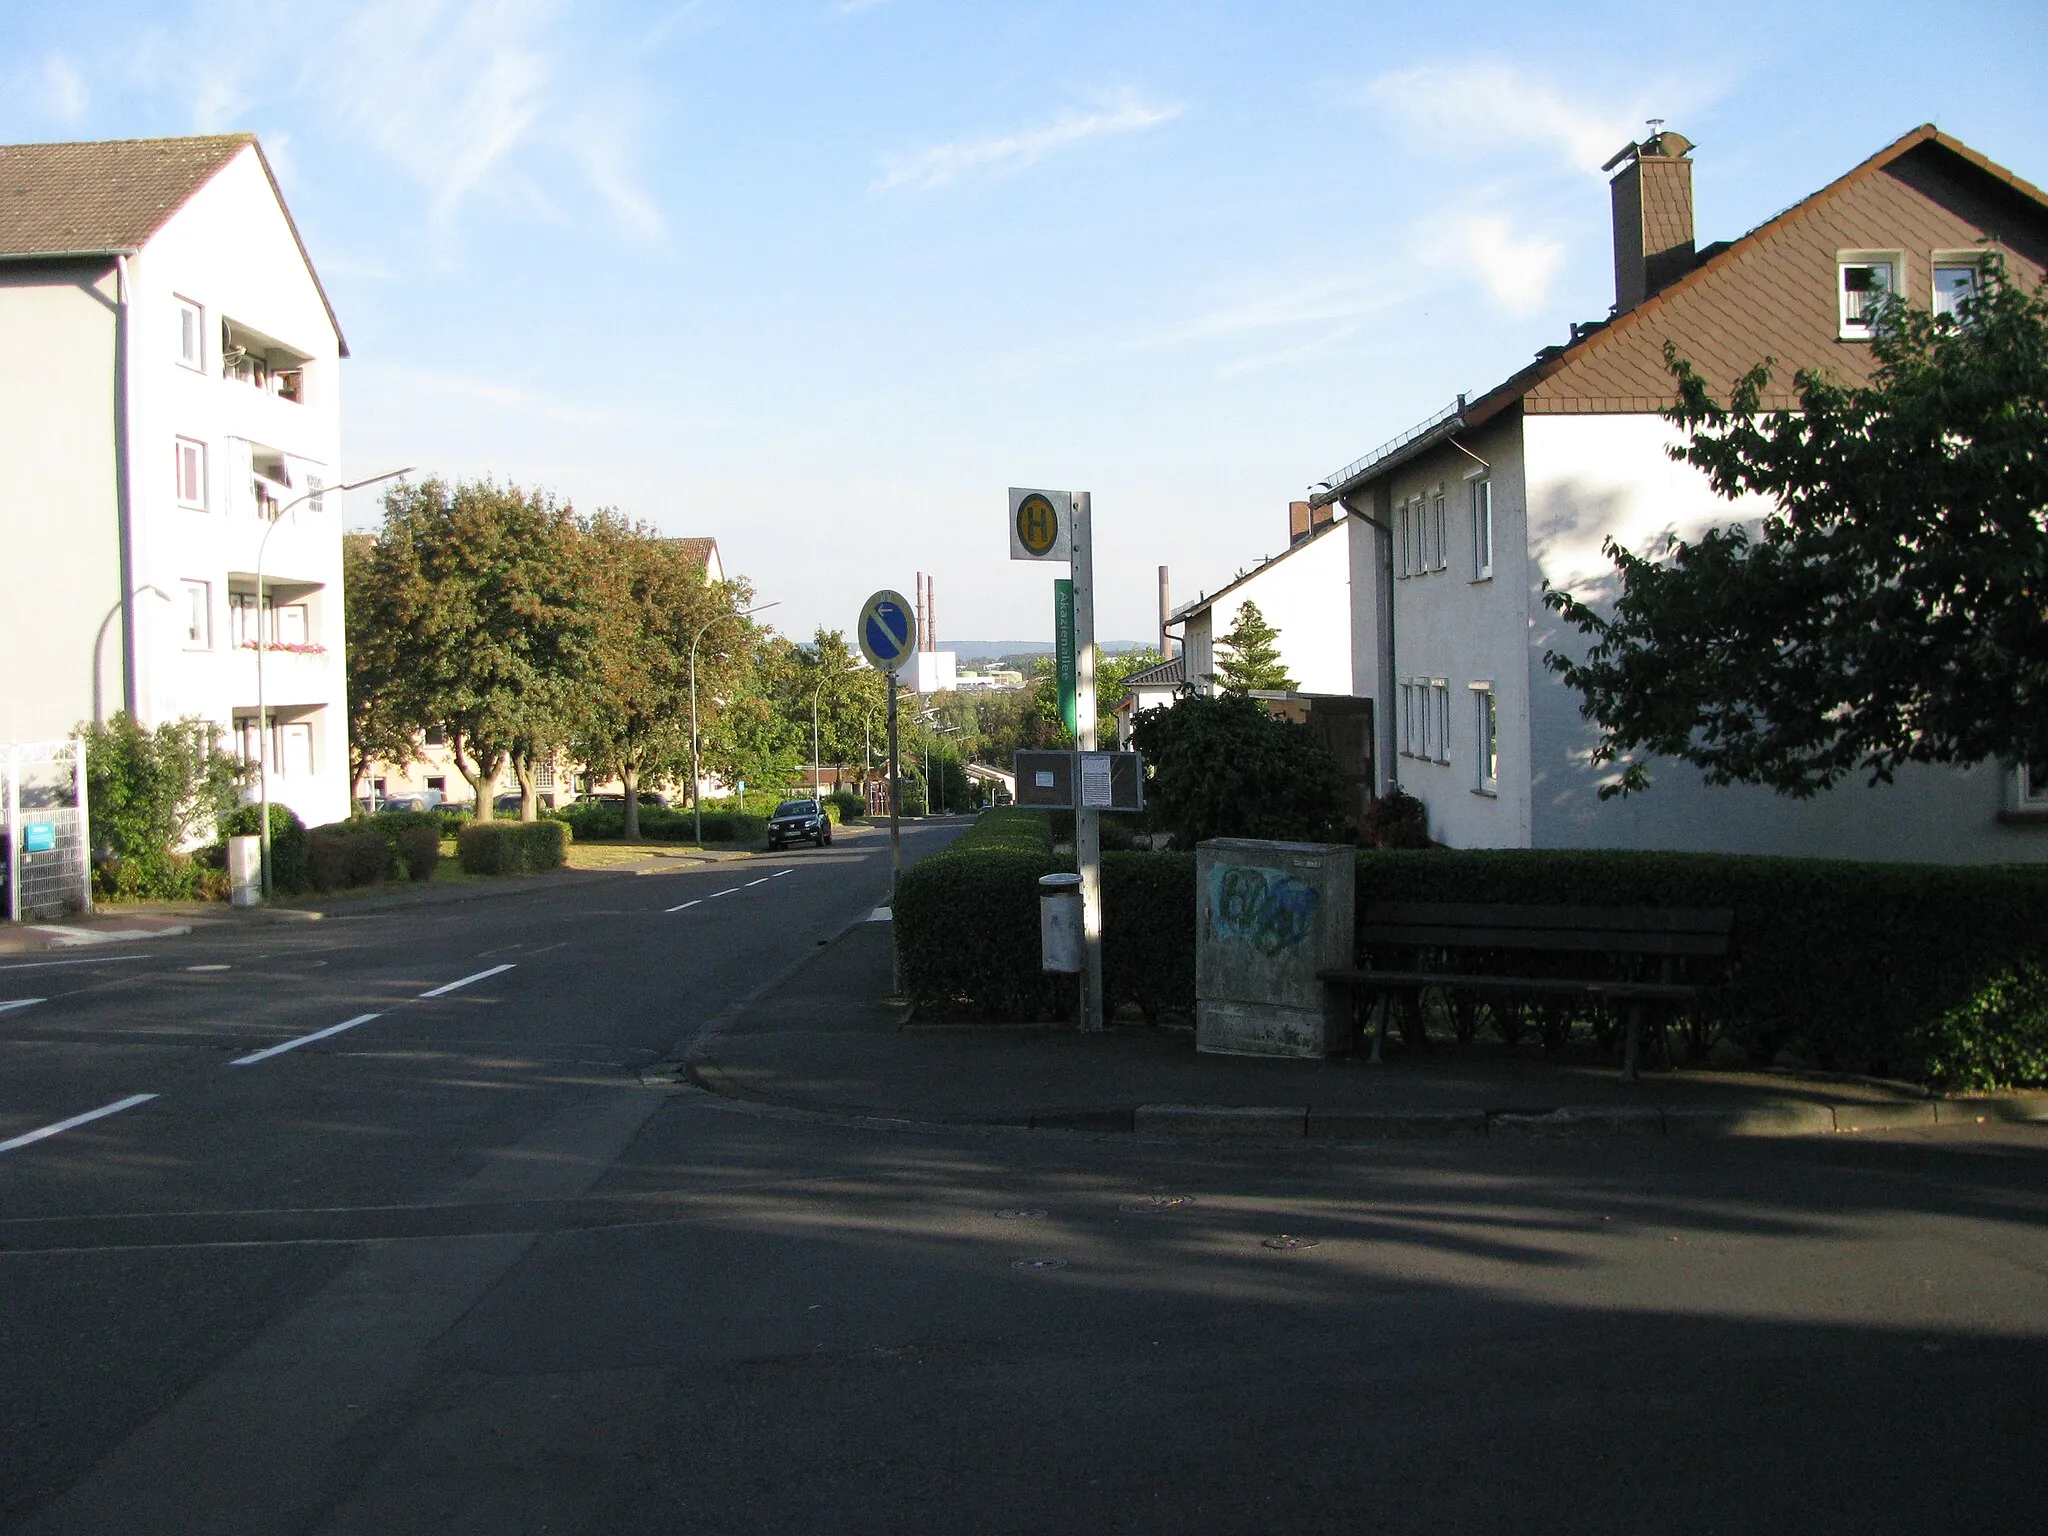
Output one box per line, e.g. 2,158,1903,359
948,640,1154,662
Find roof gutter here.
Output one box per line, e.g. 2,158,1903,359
0,247,140,263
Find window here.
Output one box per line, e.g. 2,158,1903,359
1838,253,1900,339
1430,680,1451,764
279,723,313,779
424,726,448,747
1398,682,1416,756
176,299,204,369
273,603,309,646
175,438,208,508
1396,502,1413,578
181,580,210,649
2020,763,2048,809
1430,489,1448,572
1470,477,1493,580
231,592,260,648
1471,683,1498,794
1933,260,1980,321
425,775,446,794
306,474,325,513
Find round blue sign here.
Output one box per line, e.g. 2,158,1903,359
858,589,917,672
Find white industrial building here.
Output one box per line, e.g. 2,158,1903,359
0,134,353,829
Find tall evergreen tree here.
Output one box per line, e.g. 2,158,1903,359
1213,601,1295,693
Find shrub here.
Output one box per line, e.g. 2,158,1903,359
1132,694,1350,849
827,790,866,823
83,713,245,899
395,824,441,882
698,812,768,844
457,819,569,875
1361,789,1430,849
1916,966,2048,1091
306,827,390,891
219,802,310,894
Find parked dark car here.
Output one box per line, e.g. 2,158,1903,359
767,799,831,850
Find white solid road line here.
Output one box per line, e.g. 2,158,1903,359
0,999,46,1014
0,955,147,973
231,1013,384,1067
665,899,702,913
0,1093,158,1155
707,887,742,899
418,963,516,999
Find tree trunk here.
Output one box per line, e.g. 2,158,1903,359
449,728,502,820
622,764,641,841
512,754,540,821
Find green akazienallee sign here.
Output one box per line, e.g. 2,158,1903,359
1054,577,1077,735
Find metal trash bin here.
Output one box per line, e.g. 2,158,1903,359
1038,872,1082,974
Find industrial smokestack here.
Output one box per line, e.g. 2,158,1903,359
928,576,937,652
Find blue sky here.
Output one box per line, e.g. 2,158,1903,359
5,1,2044,645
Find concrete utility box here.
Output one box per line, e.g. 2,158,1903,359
1039,872,1082,974
228,835,262,907
1195,838,1355,1057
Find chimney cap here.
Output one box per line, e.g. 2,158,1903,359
1602,125,1694,173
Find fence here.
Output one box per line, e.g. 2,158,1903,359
4,739,92,921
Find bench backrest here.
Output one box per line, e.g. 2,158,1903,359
1361,901,1733,958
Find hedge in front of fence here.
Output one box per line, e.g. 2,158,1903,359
457,819,570,875
892,824,2048,1085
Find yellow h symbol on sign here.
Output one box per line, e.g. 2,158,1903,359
1016,493,1059,557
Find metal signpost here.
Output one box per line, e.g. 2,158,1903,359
857,589,918,892
1008,487,1105,1031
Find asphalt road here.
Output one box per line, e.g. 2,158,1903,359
3,818,2047,1534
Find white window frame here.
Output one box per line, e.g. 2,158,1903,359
175,438,208,509
273,602,309,647
1396,501,1413,578
176,298,205,370
1398,682,1415,756
1470,682,1498,794
1468,472,1493,581
1931,251,1985,322
1837,250,1903,340
181,579,211,649
1430,680,1451,764
1430,488,1448,572
2016,763,2048,811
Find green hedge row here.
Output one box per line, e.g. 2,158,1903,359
548,801,768,844
457,819,570,874
892,814,2048,1087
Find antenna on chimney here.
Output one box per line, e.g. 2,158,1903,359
1647,118,1665,137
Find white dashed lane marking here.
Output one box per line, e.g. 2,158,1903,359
0,1094,157,1155
417,964,516,999
231,1013,384,1066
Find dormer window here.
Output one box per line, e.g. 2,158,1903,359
1838,252,1901,340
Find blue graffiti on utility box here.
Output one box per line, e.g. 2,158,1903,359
1210,864,1320,955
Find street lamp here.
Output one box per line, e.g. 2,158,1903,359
92,583,173,726
811,664,860,801
690,600,778,845
253,467,412,897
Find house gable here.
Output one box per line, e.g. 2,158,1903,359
1527,129,2048,415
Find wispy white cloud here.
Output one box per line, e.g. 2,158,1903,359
1364,63,1705,176
1427,212,1565,316
18,54,89,123
874,91,1183,193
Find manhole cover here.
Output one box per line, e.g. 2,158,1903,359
1011,1257,1068,1271
1119,1195,1193,1214
995,1208,1048,1220
1262,1235,1320,1251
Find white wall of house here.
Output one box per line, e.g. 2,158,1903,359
1184,519,1357,696
1522,412,2045,863
0,265,126,743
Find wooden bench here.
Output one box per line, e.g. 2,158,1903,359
1318,902,1734,1081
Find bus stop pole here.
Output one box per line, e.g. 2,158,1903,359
1072,493,1104,1033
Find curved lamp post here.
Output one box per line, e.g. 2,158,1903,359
92,584,173,726
253,467,412,897
690,600,778,845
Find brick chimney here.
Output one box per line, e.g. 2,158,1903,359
1289,500,1312,544
1605,128,1694,314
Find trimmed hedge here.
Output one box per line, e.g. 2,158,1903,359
893,822,2048,1086
395,824,440,881
547,801,769,845
307,827,390,892
458,819,570,874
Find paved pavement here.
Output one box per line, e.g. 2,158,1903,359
690,914,2048,1138
3,814,2045,1533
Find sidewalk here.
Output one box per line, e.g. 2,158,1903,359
686,918,2048,1139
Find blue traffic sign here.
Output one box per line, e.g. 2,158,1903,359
858,589,917,672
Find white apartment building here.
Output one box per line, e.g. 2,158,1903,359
1298,124,2048,862
0,134,352,828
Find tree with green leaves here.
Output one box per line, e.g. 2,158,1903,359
1546,260,2048,799
1213,602,1296,693
1131,693,1348,848
367,478,596,819
569,516,745,838
341,532,421,803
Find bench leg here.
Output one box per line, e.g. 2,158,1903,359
1622,1002,1642,1083
1370,991,1388,1065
